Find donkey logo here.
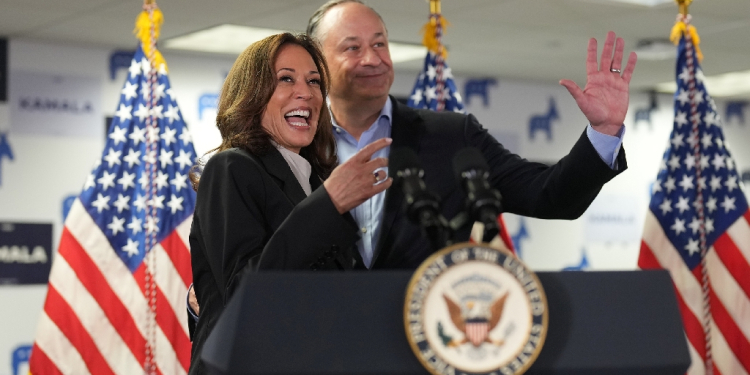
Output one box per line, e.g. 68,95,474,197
529,97,559,141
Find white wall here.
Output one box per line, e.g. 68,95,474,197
1,39,749,375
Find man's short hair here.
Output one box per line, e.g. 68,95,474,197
306,0,387,42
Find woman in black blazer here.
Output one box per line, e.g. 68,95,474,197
187,33,391,375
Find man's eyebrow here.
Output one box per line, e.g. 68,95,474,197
343,32,385,41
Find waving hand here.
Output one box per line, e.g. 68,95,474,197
560,31,637,136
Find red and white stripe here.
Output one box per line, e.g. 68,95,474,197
30,199,192,375
640,210,750,375
465,322,490,347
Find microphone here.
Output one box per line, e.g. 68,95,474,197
452,147,503,243
389,147,452,250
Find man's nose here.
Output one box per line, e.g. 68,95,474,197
360,46,382,66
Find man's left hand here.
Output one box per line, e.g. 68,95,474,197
560,31,637,136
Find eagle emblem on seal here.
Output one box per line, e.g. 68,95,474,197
440,292,508,347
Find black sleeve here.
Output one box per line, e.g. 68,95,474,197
254,185,360,270
194,150,360,302
463,114,627,219
192,151,272,304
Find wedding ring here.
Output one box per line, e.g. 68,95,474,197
610,68,622,73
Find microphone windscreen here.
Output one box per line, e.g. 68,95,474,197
389,147,421,173
452,147,489,180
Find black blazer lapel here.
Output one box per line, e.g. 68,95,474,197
371,97,425,267
258,147,309,206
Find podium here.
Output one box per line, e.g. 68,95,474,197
202,270,690,375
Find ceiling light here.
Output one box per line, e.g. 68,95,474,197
164,25,285,55
163,24,427,63
655,69,750,98
388,43,428,63
633,39,675,61
584,0,675,6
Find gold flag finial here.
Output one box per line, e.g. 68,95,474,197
670,0,702,62
429,0,441,16
134,1,167,72
422,0,448,58
675,0,691,16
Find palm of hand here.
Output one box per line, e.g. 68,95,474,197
578,72,629,128
560,31,637,136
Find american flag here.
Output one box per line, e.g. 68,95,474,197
28,35,195,374
406,51,464,114
638,29,750,375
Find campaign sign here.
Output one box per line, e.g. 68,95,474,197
9,71,102,137
0,222,52,285
584,195,641,243
0,38,7,102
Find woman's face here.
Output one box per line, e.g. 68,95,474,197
261,43,323,154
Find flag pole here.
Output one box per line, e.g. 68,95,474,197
425,0,447,111
137,1,161,373
673,2,713,374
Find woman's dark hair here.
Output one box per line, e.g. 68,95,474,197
190,32,337,190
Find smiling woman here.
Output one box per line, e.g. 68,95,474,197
186,33,392,375
262,43,324,154
199,33,336,175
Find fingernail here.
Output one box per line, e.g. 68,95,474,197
385,137,392,144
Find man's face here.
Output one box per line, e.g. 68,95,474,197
317,2,394,103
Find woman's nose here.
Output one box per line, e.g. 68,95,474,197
295,83,313,100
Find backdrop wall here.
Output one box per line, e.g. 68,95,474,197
0,39,748,375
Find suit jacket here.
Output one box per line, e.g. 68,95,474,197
368,97,627,269
187,147,359,375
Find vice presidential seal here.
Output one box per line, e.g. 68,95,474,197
404,243,548,375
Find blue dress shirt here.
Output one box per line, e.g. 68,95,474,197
332,99,392,268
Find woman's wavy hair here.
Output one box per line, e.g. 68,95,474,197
190,32,336,190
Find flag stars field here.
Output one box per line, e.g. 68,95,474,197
162,127,177,145
110,126,128,145
407,52,465,113
113,194,130,213
108,216,126,235
175,150,193,169
134,105,149,123
74,48,196,272
122,238,139,257
104,149,122,167
129,125,146,144
122,81,138,100
115,104,132,121
118,171,136,190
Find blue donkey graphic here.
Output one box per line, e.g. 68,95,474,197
528,97,559,141
0,132,14,186
510,217,529,259
563,249,590,271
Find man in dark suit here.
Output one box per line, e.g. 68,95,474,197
306,0,638,269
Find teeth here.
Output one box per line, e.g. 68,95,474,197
284,109,310,118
